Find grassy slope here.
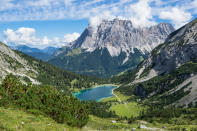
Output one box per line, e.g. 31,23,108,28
101,90,197,130
110,102,142,118
0,107,71,131
0,107,138,131
102,90,144,118
1,93,197,130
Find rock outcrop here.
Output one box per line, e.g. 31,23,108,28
50,19,175,77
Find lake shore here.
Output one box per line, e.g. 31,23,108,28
71,83,119,92
112,86,121,102
93,84,119,88
73,83,119,93
73,84,119,102
98,86,120,102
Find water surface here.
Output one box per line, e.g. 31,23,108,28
73,85,117,102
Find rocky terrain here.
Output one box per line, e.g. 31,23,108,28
115,18,197,107
0,42,104,91
50,19,175,77
71,19,174,56
136,19,197,80
0,42,39,84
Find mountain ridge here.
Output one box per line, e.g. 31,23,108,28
49,19,175,77
66,19,174,57
10,45,59,61
0,41,106,91
113,18,197,107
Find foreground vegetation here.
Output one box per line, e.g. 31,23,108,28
1,73,197,130
99,89,197,130
109,61,197,130
1,77,197,130
0,107,70,131
0,74,89,127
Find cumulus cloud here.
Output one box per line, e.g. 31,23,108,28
4,27,80,48
159,7,192,29
63,32,80,43
89,16,102,27
128,0,156,27
4,28,40,46
0,0,196,29
89,10,115,28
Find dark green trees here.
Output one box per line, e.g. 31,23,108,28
0,74,89,127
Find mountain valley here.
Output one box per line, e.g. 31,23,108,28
10,45,59,61
1,18,197,130
49,19,175,77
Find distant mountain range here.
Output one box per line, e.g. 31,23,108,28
9,19,175,78
10,45,59,61
49,19,175,77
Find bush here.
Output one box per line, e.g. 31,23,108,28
0,74,89,127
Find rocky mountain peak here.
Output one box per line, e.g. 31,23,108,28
50,19,175,77
98,18,133,29
71,19,175,58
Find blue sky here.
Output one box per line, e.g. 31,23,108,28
0,0,197,48
0,20,88,39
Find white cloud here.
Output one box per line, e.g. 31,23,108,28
89,11,115,27
191,0,197,13
42,36,52,45
0,0,196,29
64,0,73,6
63,32,80,43
0,0,14,11
159,7,192,29
4,27,80,48
128,0,156,27
4,28,40,46
26,0,51,7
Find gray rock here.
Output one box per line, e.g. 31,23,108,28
55,19,174,62
140,19,197,76
132,19,197,107
140,124,147,129
0,42,39,84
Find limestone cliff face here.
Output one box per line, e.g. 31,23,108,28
50,19,174,77
71,19,175,58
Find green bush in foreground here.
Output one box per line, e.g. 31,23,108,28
0,74,89,127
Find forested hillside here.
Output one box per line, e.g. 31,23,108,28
0,41,107,93
16,50,107,92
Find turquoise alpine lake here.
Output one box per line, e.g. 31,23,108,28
73,85,117,102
